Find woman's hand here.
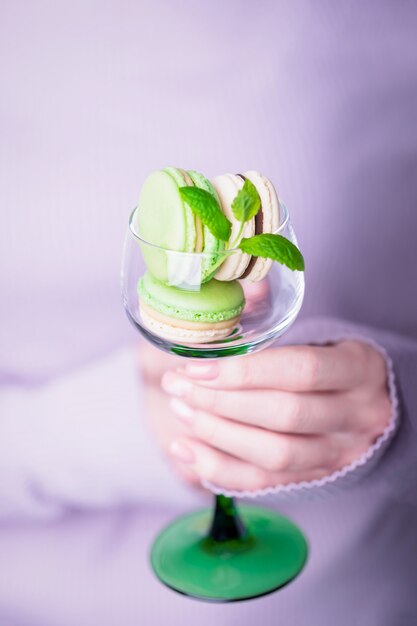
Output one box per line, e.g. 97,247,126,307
137,342,201,486
161,341,392,491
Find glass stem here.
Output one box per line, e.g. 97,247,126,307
208,495,247,542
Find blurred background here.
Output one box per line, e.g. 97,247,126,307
1,1,416,625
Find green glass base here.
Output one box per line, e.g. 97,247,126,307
150,505,308,602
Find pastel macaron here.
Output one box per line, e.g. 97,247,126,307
239,170,281,282
137,168,196,253
187,169,225,281
211,173,255,281
137,167,225,284
211,171,281,282
138,272,245,344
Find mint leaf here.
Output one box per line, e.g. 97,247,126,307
239,234,305,271
179,186,231,242
231,178,261,223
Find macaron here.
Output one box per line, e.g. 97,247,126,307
136,167,224,284
239,170,281,282
187,169,226,281
211,174,255,281
211,171,281,283
137,168,196,253
138,271,245,344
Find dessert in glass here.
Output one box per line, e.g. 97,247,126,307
121,167,307,601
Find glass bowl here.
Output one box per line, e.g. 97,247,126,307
121,202,304,358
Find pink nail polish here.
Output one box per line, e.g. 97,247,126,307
170,398,195,424
169,441,195,463
185,361,219,380
162,373,192,397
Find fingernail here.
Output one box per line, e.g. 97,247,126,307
161,372,192,397
185,361,219,380
169,440,195,463
170,398,195,424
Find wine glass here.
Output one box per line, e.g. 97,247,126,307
121,201,307,602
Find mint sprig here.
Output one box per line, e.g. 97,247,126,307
179,186,232,242
231,178,261,223
179,177,305,273
239,234,305,271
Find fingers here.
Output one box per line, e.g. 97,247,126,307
182,341,372,392
172,461,201,486
157,340,391,493
170,399,339,472
162,371,357,433
169,437,328,492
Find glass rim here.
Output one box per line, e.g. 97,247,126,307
128,201,290,255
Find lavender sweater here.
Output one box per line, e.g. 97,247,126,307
0,1,416,624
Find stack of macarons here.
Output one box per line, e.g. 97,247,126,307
136,167,281,284
135,166,281,343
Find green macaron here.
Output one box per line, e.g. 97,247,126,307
136,167,225,284
138,272,245,343
188,169,226,281
137,168,196,252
